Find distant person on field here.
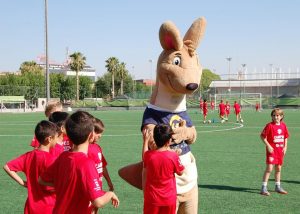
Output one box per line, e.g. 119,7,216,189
225,101,230,121
233,101,243,123
260,108,289,196
199,98,203,113
255,102,260,112
218,100,226,122
3,120,60,214
40,111,119,213
202,99,208,123
30,101,63,148
210,100,215,111
142,124,185,214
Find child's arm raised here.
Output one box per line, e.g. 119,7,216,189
3,165,27,188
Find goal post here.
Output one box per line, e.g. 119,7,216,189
211,93,262,109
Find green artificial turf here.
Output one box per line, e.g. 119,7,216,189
0,108,299,213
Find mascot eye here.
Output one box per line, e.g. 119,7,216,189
173,57,181,66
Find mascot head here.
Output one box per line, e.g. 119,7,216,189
150,17,207,111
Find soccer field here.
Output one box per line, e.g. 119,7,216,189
0,108,299,213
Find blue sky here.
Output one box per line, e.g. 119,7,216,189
1,0,299,79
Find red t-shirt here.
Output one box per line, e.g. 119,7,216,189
42,152,105,214
219,103,226,115
233,103,241,114
225,104,230,114
61,134,73,151
88,143,107,185
143,150,184,206
7,150,56,214
199,100,203,110
261,122,289,165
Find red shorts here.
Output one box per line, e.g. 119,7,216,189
266,145,284,165
203,110,207,116
235,111,240,115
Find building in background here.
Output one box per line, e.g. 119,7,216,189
36,53,96,81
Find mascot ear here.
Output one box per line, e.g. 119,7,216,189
183,17,207,49
159,21,183,51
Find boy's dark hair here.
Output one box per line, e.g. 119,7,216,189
153,124,173,148
94,118,105,134
49,111,69,128
35,120,59,144
65,110,94,145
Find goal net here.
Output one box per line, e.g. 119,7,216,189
211,93,262,109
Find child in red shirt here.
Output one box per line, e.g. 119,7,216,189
49,111,73,153
3,120,60,214
233,101,243,123
218,100,226,122
260,108,289,196
225,101,230,121
142,124,185,214
88,117,115,214
40,111,119,213
202,99,208,123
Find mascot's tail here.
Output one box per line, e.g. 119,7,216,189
118,161,143,190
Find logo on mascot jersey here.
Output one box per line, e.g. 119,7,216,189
169,115,183,129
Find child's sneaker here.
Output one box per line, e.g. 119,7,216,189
260,186,270,196
275,185,288,194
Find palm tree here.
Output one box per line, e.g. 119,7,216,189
117,62,128,95
105,57,119,99
69,52,86,101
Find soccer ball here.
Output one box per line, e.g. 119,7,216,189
207,120,212,124
221,119,225,124
240,119,244,123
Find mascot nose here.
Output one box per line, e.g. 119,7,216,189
186,83,198,91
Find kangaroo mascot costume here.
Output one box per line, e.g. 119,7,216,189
119,17,206,214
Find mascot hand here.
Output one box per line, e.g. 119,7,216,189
172,120,197,144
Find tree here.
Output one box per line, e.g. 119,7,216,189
198,69,221,98
69,52,86,101
19,61,43,75
116,62,128,95
105,57,119,99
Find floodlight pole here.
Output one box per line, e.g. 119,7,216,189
269,64,273,107
226,57,232,96
45,0,50,102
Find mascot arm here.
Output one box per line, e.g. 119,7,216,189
172,120,197,144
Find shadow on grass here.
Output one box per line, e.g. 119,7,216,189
198,184,259,194
269,179,300,184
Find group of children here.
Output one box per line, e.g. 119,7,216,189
3,101,119,213
199,99,243,123
3,100,290,213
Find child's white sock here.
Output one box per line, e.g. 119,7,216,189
262,182,267,187
275,182,280,186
